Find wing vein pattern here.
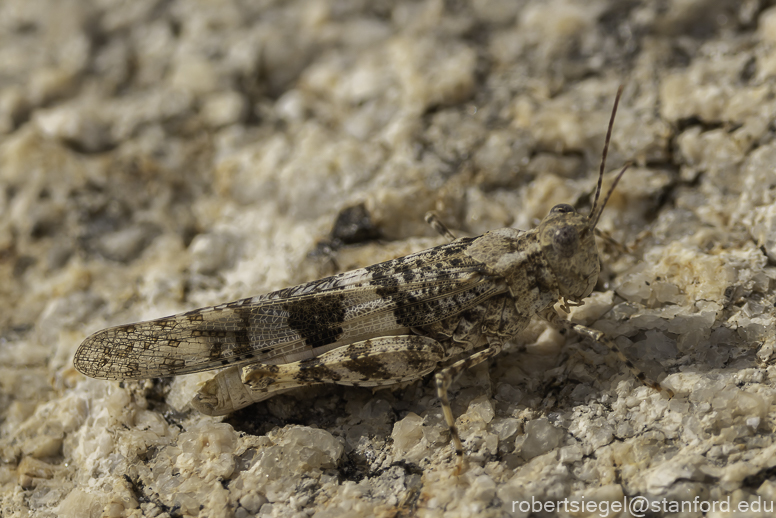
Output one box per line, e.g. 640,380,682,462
74,239,506,379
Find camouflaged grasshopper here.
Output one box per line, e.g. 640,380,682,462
74,86,672,469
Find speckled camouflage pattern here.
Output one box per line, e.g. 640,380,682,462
74,87,671,470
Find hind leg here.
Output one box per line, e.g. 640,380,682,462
191,335,446,415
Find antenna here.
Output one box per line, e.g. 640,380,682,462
588,84,624,224
591,162,630,230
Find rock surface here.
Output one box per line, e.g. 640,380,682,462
1,0,776,516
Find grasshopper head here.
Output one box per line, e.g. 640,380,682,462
536,84,629,304
537,203,599,302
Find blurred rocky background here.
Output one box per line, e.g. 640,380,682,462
1,0,776,516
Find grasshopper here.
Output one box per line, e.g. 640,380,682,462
74,86,672,470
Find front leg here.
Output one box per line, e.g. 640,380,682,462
540,307,674,397
570,323,674,397
191,335,446,415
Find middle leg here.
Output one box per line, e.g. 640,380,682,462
434,338,504,474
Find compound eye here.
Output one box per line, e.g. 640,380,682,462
550,203,575,214
552,225,579,258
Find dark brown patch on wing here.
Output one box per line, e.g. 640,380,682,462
285,293,346,348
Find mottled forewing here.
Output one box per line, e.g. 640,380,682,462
74,239,505,380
